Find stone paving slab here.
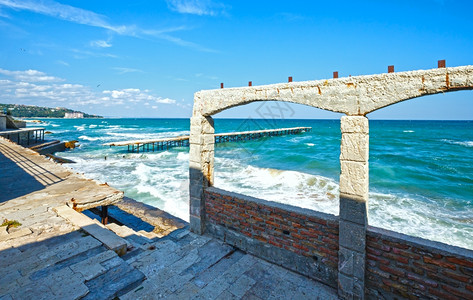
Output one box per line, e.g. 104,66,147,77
122,229,339,300
0,137,123,209
54,205,127,255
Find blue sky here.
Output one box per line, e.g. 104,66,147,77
0,0,471,119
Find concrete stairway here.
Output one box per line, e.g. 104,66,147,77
0,205,147,300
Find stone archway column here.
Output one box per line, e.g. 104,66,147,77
338,116,369,299
189,115,215,235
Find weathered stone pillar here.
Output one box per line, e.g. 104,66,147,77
189,115,215,234
338,116,369,299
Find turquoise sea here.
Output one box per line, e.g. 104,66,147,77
33,118,473,249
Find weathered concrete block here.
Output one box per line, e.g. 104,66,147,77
339,193,367,225
341,116,369,134
189,181,203,198
203,133,215,145
190,197,204,217
338,246,365,280
189,133,215,145
189,145,202,163
54,205,127,256
353,277,364,300
339,220,366,253
340,133,369,162
190,115,215,133
201,150,214,164
339,161,368,197
189,168,203,182
0,227,32,242
189,132,202,145
338,272,354,299
189,215,204,235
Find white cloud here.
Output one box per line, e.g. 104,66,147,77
0,68,177,110
0,68,64,82
71,48,118,59
166,0,226,16
102,88,177,104
0,0,125,33
113,67,143,74
56,60,69,66
90,40,112,48
0,0,215,52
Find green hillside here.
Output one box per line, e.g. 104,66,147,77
0,104,102,118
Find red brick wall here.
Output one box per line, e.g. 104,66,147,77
204,187,339,269
366,227,473,299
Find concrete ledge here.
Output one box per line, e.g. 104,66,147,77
367,225,473,259
54,205,127,256
206,186,338,222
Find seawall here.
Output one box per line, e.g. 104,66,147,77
203,187,473,299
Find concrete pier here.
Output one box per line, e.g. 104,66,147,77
104,127,311,153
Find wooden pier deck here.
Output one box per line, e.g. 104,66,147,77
104,127,312,153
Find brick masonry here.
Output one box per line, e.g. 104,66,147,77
203,187,473,299
204,187,339,287
366,226,473,300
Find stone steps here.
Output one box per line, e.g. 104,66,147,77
105,223,158,251
119,228,338,300
54,205,127,256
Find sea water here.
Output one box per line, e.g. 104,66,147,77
34,118,473,249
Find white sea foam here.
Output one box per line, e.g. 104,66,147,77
305,143,315,147
177,152,189,161
214,158,340,215
51,124,60,127
78,135,101,141
89,124,97,128
442,139,473,147
403,130,414,133
74,125,85,131
288,136,311,143
368,192,473,249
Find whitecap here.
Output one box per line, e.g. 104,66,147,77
214,159,340,215
442,139,473,147
177,152,189,161
78,135,101,141
403,130,414,133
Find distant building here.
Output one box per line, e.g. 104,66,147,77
64,112,84,119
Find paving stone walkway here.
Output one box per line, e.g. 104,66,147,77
121,228,339,300
0,137,338,299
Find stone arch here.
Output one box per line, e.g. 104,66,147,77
193,66,473,117
189,65,473,299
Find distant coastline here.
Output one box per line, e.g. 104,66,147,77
0,103,102,119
